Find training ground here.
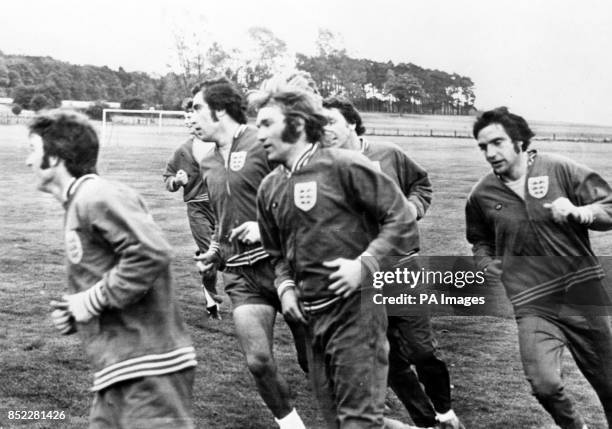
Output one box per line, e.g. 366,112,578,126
1,115,612,428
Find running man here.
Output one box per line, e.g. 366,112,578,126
466,106,612,428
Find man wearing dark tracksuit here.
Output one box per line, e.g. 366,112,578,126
467,107,612,429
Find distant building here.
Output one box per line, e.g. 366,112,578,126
0,97,13,106
60,100,121,109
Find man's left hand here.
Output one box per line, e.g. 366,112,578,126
544,197,593,225
324,258,362,298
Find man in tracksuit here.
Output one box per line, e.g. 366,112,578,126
322,97,463,429
27,110,197,428
163,100,220,318
255,89,420,429
466,107,612,429
190,78,307,429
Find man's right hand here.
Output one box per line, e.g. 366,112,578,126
50,300,76,335
280,288,307,325
195,250,220,275
175,170,188,186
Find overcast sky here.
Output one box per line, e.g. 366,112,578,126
3,0,611,125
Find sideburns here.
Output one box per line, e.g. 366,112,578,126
281,117,301,143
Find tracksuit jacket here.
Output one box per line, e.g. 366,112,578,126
257,143,420,312
162,137,210,203
360,138,432,219
63,174,196,392
466,151,612,309
199,125,270,267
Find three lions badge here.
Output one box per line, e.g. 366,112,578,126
527,176,549,199
229,151,247,171
294,181,317,211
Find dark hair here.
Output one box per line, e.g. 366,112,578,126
322,97,366,136
28,109,98,177
181,97,193,111
263,90,327,144
192,77,247,124
473,107,534,151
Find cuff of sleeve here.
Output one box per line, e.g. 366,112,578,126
360,251,380,275
85,281,108,316
209,241,221,257
277,280,296,299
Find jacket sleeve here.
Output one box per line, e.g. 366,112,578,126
395,151,432,220
565,161,612,230
85,188,174,309
344,156,419,272
256,182,295,295
465,194,497,271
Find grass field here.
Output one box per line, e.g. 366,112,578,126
1,120,612,428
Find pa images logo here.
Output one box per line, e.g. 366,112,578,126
528,176,549,199
294,181,317,211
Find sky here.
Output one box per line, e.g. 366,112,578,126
2,0,612,125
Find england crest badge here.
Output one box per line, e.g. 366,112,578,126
294,181,317,211
527,176,549,199
229,151,247,171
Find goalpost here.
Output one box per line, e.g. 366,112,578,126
101,108,186,145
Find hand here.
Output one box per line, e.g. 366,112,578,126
175,170,188,186
195,250,220,275
406,201,418,220
228,221,261,245
484,259,503,286
324,258,363,298
50,300,76,335
543,197,593,225
59,292,97,323
280,288,307,324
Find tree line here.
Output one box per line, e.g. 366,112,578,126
0,28,475,118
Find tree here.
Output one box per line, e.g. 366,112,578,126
167,12,212,95
12,85,37,109
0,62,9,88
384,70,425,114
316,28,346,57
238,26,291,90
30,94,50,111
11,104,22,115
120,97,145,110
85,101,110,120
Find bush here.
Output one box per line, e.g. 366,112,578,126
30,94,50,112
120,97,145,110
11,104,22,115
85,101,110,120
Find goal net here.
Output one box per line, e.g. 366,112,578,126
101,109,188,147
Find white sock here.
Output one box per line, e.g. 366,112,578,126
275,408,305,429
436,409,458,422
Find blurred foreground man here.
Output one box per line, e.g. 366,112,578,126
466,107,612,429
255,89,420,429
26,110,196,429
